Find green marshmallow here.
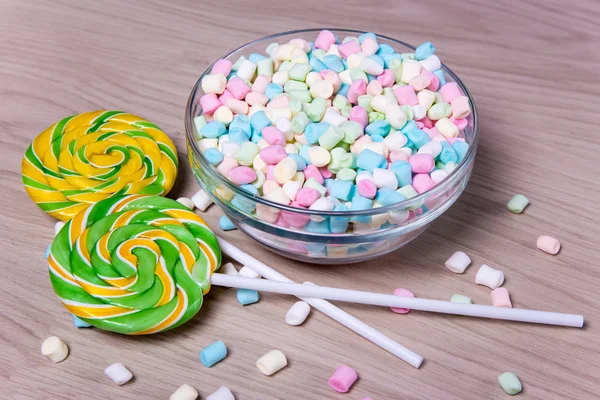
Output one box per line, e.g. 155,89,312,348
311,49,326,61
337,141,351,152
427,102,452,120
337,168,357,182
397,185,418,199
279,60,293,71
435,160,446,170
307,98,327,122
507,194,529,214
339,153,358,169
252,169,266,189
288,90,312,103
304,177,327,196
444,162,457,173
388,58,403,69
288,63,313,81
193,115,207,139
497,373,522,395
235,141,259,166
257,58,274,77
340,121,363,144
368,112,385,123
350,68,368,82
390,64,403,83
451,294,472,304
289,98,302,115
333,94,350,111
327,147,347,173
284,80,308,92
231,55,246,71
357,95,373,112
400,53,415,61
291,112,310,134
265,42,279,55
402,105,414,121
319,126,345,150
341,105,352,118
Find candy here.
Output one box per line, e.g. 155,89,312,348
476,264,505,289
328,364,358,393
170,384,199,400
256,350,288,375
498,372,523,395
286,301,311,325
221,262,239,275
451,294,472,304
373,168,398,189
22,111,178,221
200,340,228,367
537,235,560,255
491,288,512,308
237,288,260,305
445,251,472,273
104,363,133,385
192,188,213,211
207,386,235,400
229,166,257,185
41,336,69,362
390,288,414,314
47,195,221,334
219,215,236,231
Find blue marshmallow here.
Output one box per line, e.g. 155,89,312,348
330,204,350,233
309,56,327,72
305,220,331,234
452,141,469,163
358,32,377,44
231,184,258,213
433,69,447,86
382,53,402,68
204,148,223,166
229,115,251,138
72,314,92,328
237,289,260,305
250,110,271,134
415,42,436,61
390,161,413,187
376,43,394,55
249,52,267,62
200,340,227,367
322,55,345,73
439,142,458,164
200,121,226,138
299,144,312,164
305,122,330,144
370,134,384,142
356,149,387,172
406,129,431,149
330,180,354,201
375,188,406,206
264,83,284,100
400,120,418,134
365,120,391,137
369,54,385,68
338,83,350,97
288,153,306,171
219,215,236,231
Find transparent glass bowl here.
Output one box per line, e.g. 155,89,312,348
185,29,479,264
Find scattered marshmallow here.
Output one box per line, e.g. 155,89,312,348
41,336,69,363
239,266,261,279
491,288,512,308
207,386,235,400
221,262,239,275
191,189,213,211
451,294,472,304
475,264,504,289
498,372,522,395
536,235,560,255
170,384,199,400
390,288,414,314
507,194,529,214
328,364,358,393
176,197,195,210
54,221,65,236
285,301,311,326
256,350,288,376
445,251,471,273
104,363,133,385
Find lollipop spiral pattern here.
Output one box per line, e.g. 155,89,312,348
48,194,221,334
22,110,178,221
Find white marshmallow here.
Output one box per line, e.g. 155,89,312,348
213,106,233,126
326,44,341,58
411,104,427,120
430,169,449,184
305,71,322,87
360,57,384,76
388,209,410,224
201,74,227,94
170,384,199,400
191,189,213,212
338,69,352,85
176,197,195,210
54,221,65,236
371,95,392,113
420,55,441,72
445,251,472,273
239,266,261,279
418,141,443,158
309,197,334,222
399,147,413,157
363,142,389,158
236,60,257,81
272,70,289,86
198,138,218,152
355,171,373,184
221,141,241,158
400,60,422,83
347,52,367,69
221,262,238,276
283,180,302,201
385,103,408,129
256,350,288,376
383,132,408,150
310,80,334,99
275,117,293,141
373,168,398,189
286,301,311,326
207,386,235,400
321,108,348,126
475,264,504,289
417,89,436,110
104,363,133,385
41,336,68,363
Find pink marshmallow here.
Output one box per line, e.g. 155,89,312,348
199,94,222,114
422,127,439,139
361,36,379,56
319,70,331,80
357,179,377,199
303,165,324,184
376,69,395,88
252,75,272,93
347,79,367,104
281,202,310,228
216,157,238,177
491,288,512,308
218,89,235,105
267,95,289,108
259,145,288,165
349,106,368,127
245,91,269,106
262,179,280,195
319,166,333,179
417,115,434,129
409,154,435,173
389,150,409,163
211,59,232,76
439,82,464,103
315,30,336,51
393,85,418,106
537,235,561,255
450,117,468,130
416,121,424,129
229,166,257,185
226,77,251,100
338,41,362,58
295,188,321,207
422,70,440,91
450,96,471,119
328,364,358,393
390,288,414,314
262,126,287,146
412,173,436,194
409,74,431,91
265,165,275,180
274,214,290,228
324,71,342,93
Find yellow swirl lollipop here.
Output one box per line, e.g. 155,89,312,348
22,110,178,221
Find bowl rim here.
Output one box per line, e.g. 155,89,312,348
185,28,479,217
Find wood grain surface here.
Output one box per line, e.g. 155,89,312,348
1,0,599,398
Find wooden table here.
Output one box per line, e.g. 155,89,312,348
1,0,599,398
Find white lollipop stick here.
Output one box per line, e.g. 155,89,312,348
211,273,584,328
217,237,424,368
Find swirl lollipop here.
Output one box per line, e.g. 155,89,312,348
22,110,178,221
48,194,221,334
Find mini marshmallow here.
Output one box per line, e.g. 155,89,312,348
239,266,261,279
256,350,288,376
104,363,133,385
491,288,512,308
537,235,560,255
207,386,235,400
176,197,195,210
451,294,472,304
191,189,213,211
285,301,311,326
200,340,228,367
41,336,68,363
390,288,414,314
328,364,358,393
475,264,504,289
445,251,471,273
54,221,65,236
202,74,227,94
507,194,529,214
221,262,238,275
373,168,398,189
170,384,199,400
498,372,523,395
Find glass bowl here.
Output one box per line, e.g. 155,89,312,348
185,28,479,264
